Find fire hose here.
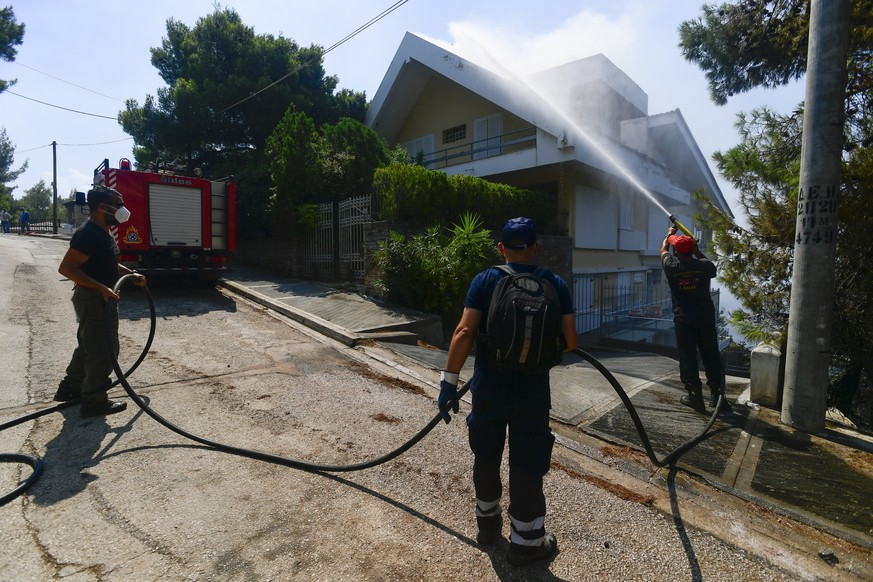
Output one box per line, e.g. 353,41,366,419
1,273,726,505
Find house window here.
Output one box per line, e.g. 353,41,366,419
443,124,466,144
619,197,633,230
402,134,435,167
473,113,503,160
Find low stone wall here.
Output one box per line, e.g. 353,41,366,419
234,237,303,279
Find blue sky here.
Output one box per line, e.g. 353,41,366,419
3,0,804,224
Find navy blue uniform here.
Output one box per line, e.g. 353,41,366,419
464,263,572,549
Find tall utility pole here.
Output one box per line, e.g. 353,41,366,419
782,0,851,432
52,141,58,234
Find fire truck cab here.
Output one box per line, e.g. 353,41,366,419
95,158,236,280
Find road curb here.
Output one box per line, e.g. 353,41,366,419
218,279,361,346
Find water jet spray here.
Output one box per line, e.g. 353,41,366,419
451,34,698,233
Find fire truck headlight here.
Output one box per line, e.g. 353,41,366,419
170,250,182,259
190,253,198,261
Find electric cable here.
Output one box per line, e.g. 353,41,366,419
3,90,118,120
218,0,410,114
14,62,126,102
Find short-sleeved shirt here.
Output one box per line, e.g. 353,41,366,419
464,262,573,380
661,254,717,322
70,220,120,287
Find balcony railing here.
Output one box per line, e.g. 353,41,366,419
424,127,537,169
574,277,728,348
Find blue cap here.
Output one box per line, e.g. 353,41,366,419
502,217,537,250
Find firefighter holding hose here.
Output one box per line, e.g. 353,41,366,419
660,226,730,414
53,186,146,417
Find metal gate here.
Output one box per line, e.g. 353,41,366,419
302,194,373,281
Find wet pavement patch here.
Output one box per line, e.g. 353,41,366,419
586,380,748,477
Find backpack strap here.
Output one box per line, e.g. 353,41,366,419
494,264,515,276
495,264,550,281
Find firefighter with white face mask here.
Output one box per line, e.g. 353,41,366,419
54,186,146,417
103,199,131,225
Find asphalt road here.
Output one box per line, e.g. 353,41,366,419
0,235,859,581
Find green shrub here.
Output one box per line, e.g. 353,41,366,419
373,163,556,232
373,213,500,319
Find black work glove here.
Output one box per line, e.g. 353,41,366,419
438,377,460,424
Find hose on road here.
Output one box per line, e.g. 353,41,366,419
1,275,724,505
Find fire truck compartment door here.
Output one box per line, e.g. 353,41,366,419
148,183,202,246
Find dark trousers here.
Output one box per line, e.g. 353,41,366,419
62,287,119,405
674,318,722,392
467,369,554,544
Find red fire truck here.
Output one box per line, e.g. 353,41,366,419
94,158,236,280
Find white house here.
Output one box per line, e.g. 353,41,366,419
366,32,732,341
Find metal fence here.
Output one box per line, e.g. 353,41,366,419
301,202,335,280
574,276,730,348
301,194,374,281
4,217,57,235
338,195,374,280
426,127,537,169
722,344,752,378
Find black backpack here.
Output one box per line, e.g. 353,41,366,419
479,265,565,374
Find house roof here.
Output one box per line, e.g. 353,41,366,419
367,32,564,142
635,109,731,214
366,32,732,217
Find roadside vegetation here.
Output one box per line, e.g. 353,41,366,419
373,213,500,331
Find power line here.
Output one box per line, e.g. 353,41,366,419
219,0,410,114
14,62,125,102
14,143,52,154
4,91,118,120
14,137,132,156
4,2,409,129
58,137,133,147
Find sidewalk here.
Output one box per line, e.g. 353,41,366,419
220,266,873,551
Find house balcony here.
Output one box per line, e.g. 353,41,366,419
425,127,538,170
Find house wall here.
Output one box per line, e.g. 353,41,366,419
394,75,529,154
572,248,645,271
574,184,617,250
